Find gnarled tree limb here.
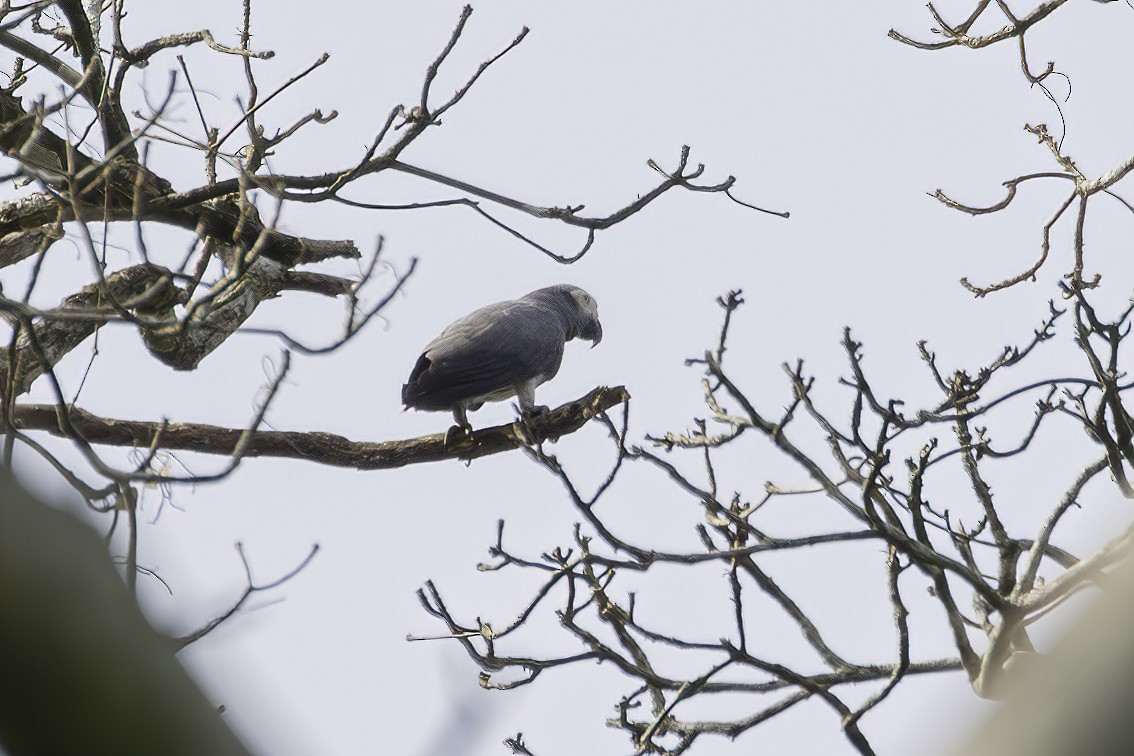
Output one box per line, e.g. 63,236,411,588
11,386,631,469
0,263,183,398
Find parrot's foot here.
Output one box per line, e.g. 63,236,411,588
444,424,473,448
522,404,550,419
514,405,550,445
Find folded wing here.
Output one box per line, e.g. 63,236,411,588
402,301,567,410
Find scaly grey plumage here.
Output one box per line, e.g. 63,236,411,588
402,285,602,431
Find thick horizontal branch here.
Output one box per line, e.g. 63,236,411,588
0,190,358,269
0,92,356,268
11,386,630,469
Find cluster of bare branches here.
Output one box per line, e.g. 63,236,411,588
893,0,1134,297
414,3,1134,754
419,286,1134,753
419,291,1134,754
0,0,764,650
889,0,1120,145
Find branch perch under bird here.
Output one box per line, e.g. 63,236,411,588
11,386,630,470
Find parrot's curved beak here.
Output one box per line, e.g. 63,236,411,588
589,320,603,347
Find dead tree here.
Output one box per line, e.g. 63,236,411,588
0,5,768,586
0,3,775,751
417,3,1134,754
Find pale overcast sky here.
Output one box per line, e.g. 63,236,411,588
7,1,1134,754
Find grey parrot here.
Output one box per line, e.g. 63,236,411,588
402,285,602,434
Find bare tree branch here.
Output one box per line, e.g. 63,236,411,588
11,386,630,469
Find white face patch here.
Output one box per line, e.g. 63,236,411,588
569,288,600,320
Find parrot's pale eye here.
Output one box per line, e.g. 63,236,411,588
572,291,593,308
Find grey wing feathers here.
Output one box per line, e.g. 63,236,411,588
402,302,566,410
